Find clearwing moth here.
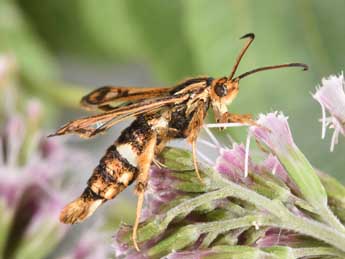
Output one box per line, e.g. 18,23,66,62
50,33,308,251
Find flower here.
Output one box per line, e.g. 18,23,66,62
250,112,328,207
0,100,73,258
0,55,117,259
313,73,345,151
250,112,294,156
216,144,249,180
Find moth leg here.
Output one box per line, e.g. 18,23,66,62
152,128,179,168
132,132,157,251
221,113,271,133
154,128,179,155
191,140,203,182
220,112,258,126
186,101,207,183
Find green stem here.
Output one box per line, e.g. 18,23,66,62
317,204,345,234
215,176,345,252
196,214,276,234
281,212,345,253
277,148,345,234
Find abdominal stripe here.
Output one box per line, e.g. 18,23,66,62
86,144,139,200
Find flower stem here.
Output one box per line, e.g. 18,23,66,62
280,211,345,253
196,214,276,234
215,175,345,252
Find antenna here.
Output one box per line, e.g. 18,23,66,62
228,33,255,81
235,63,308,80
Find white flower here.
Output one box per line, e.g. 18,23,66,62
313,73,345,151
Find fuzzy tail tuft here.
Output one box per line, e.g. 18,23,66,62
59,197,103,224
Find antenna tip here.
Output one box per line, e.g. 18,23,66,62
292,63,309,71
240,33,255,40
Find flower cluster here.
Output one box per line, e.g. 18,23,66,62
0,57,110,259
114,112,345,259
0,100,113,259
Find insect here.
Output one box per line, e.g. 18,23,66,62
50,33,307,251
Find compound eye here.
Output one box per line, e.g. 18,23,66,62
214,84,228,97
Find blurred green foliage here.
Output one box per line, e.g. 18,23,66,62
1,0,344,180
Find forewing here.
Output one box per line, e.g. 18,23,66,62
81,86,170,111
50,94,188,138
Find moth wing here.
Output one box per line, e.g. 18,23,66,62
50,94,188,138
80,86,171,111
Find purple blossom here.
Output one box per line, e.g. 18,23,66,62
313,73,345,151
250,112,294,156
255,228,300,248
215,144,253,184
0,98,109,258
142,167,181,220
70,232,109,259
259,154,299,195
0,106,68,257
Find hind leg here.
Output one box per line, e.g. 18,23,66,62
132,132,157,251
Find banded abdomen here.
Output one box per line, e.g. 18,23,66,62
60,116,152,224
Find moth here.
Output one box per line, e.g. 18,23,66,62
50,33,307,251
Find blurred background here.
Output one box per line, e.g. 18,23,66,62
0,0,344,258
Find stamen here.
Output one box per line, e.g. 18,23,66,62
197,150,214,166
203,126,221,147
320,103,327,139
272,158,279,175
275,228,282,245
198,139,218,149
330,128,339,152
225,134,235,146
244,132,251,177
206,122,249,128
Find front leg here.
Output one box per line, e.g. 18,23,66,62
219,112,259,126
132,132,157,251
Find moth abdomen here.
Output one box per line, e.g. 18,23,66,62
60,142,139,224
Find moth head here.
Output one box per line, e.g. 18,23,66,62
210,77,240,122
211,77,239,103
210,32,308,123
